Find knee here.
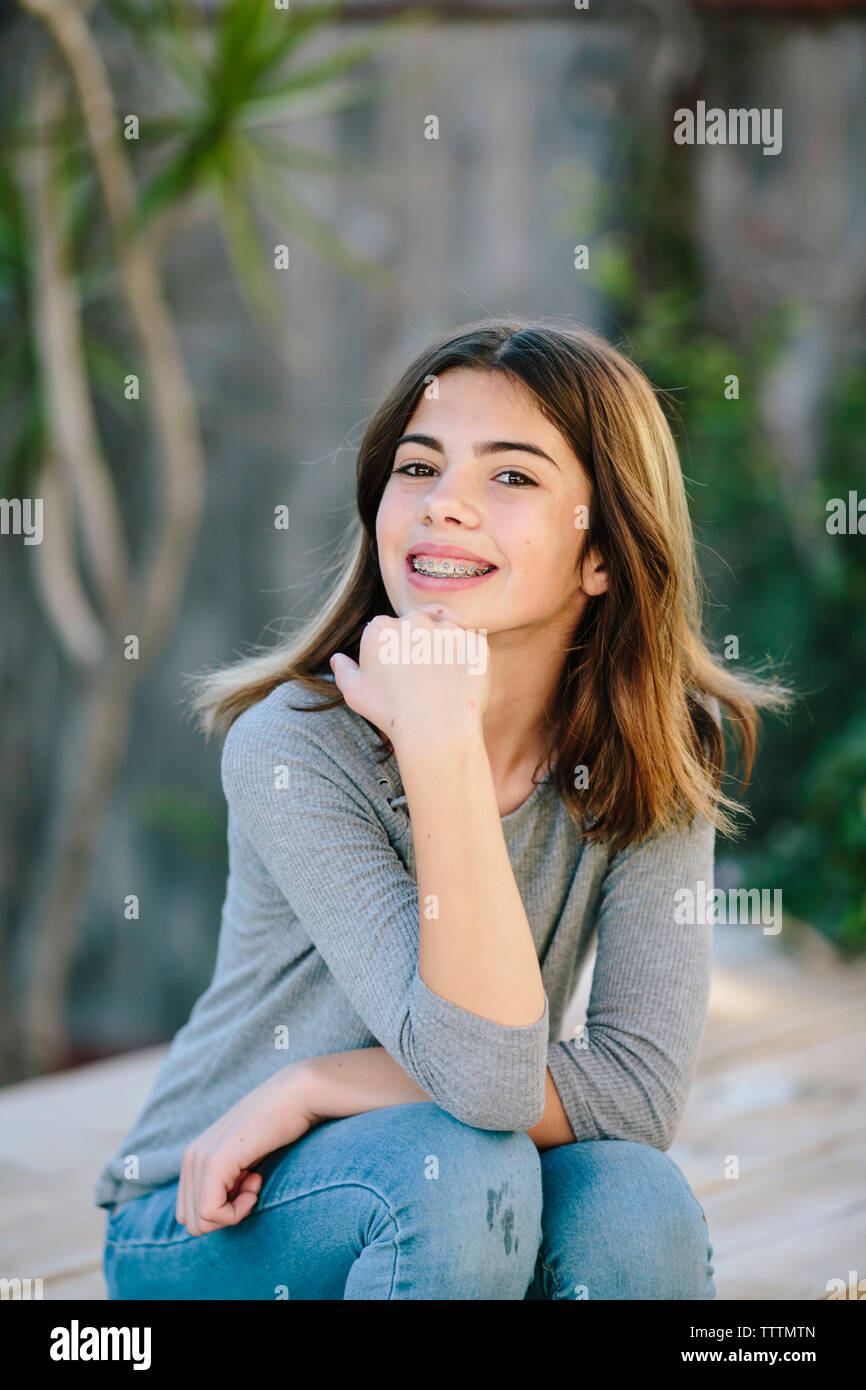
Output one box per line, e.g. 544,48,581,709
343,1101,541,1196
540,1139,715,1300
351,1103,543,1297
374,1102,540,1207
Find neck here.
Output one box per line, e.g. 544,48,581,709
481,624,572,787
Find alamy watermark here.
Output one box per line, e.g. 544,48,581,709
674,102,782,157
376,618,488,676
0,497,43,544
674,881,783,935
826,491,866,534
49,1321,151,1369
1,1276,43,1299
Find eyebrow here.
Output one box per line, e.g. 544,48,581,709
394,433,561,471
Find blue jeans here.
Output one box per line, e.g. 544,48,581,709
103,1102,716,1300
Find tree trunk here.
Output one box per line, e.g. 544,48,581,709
20,654,140,1075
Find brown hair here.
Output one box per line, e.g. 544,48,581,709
186,316,794,853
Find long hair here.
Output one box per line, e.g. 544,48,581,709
186,316,794,853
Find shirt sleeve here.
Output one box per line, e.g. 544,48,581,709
546,805,715,1151
220,694,550,1132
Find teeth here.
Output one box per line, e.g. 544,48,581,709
411,555,492,577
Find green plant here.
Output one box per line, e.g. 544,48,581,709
554,136,866,953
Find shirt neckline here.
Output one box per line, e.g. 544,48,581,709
499,767,553,823
380,731,553,825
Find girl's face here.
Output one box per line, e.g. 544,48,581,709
376,366,607,638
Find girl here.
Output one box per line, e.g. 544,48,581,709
96,317,790,1300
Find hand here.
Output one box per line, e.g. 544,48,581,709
175,1064,316,1237
330,608,491,756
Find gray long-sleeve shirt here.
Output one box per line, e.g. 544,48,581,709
93,675,716,1209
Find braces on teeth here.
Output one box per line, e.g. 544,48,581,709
411,556,492,577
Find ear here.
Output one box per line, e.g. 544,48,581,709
580,544,609,598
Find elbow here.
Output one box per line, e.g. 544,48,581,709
584,1031,692,1151
621,1091,683,1152
576,1072,683,1151
592,1108,678,1153
518,1080,549,1131
655,1103,685,1153
434,1077,547,1133
405,978,553,1128
632,1117,677,1153
401,975,550,1131
445,1101,545,1133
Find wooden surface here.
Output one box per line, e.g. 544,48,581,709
1,921,864,1301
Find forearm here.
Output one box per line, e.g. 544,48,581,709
298,1049,575,1151
298,1047,434,1121
525,1067,577,1150
395,730,545,1026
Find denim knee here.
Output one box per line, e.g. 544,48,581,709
342,1102,543,1299
536,1138,716,1300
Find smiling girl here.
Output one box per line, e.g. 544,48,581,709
96,317,790,1300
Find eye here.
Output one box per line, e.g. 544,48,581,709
494,469,538,488
393,461,436,477
393,461,538,488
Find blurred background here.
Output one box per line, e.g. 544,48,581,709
0,0,865,1300
1,0,866,1301
2,0,865,1077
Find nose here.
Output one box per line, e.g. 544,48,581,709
418,459,482,527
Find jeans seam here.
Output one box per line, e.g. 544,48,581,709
667,1167,715,1279
105,1179,401,1253
537,1251,568,1299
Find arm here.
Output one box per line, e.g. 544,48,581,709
221,687,549,1132
546,808,716,1151
288,812,715,1154
177,1049,567,1235
526,1068,577,1150
298,1048,575,1151
396,729,546,1026
177,1050,433,1236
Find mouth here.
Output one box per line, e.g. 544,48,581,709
405,548,499,589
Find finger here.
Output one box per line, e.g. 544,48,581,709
198,1164,245,1232
226,1172,262,1222
228,1189,260,1221
329,652,359,689
196,1166,263,1233
226,1167,250,1202
194,1197,252,1232
187,1151,208,1237
175,1156,189,1229
227,1168,263,1203
189,1212,228,1236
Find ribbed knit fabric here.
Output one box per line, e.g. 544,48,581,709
94,675,717,1209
